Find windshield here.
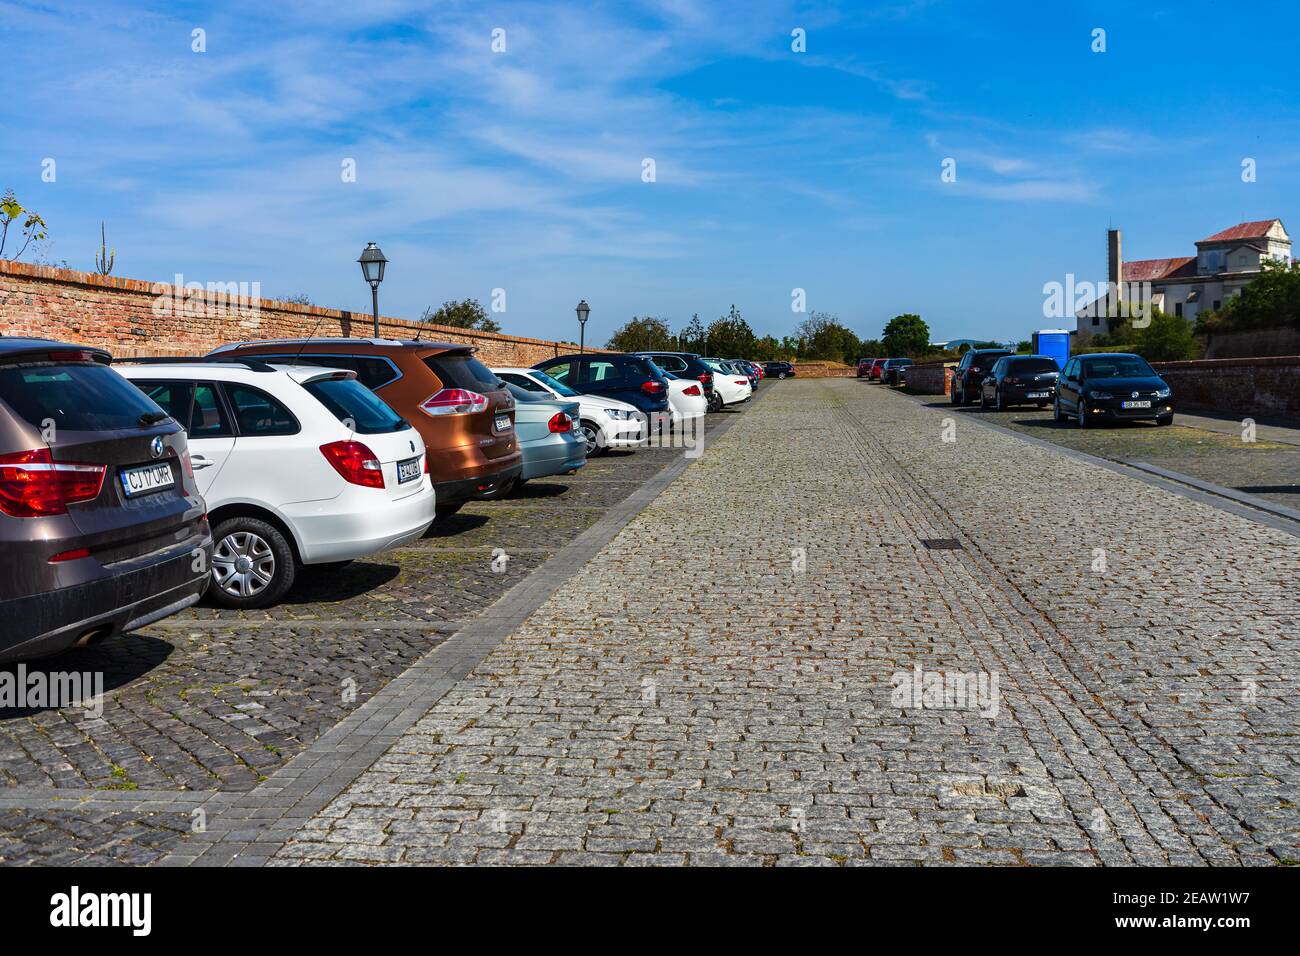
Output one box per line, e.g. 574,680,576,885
1009,358,1059,374
1082,355,1156,379
529,369,579,397
303,377,409,434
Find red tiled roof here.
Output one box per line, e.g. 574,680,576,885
1199,219,1281,243
1122,257,1196,281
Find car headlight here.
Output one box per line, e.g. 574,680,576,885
1088,390,1113,399
1155,387,1171,399
608,409,634,420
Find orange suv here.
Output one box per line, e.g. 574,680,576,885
209,338,522,516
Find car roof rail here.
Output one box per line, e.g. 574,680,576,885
115,356,279,372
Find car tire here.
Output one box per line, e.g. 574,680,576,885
1053,398,1066,422
979,389,989,409
1078,405,1090,429
778,372,787,380
1157,415,1174,426
209,516,298,609
995,389,1005,411
579,420,605,457
435,501,465,519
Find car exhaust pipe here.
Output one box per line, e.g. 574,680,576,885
73,624,114,648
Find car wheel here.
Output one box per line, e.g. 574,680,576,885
435,501,465,519
995,389,1005,411
778,372,787,379
579,420,605,456
209,517,297,609
1077,404,1090,429
1053,398,1066,422
979,389,989,409
1157,415,1174,426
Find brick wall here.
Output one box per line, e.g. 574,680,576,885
791,363,855,378
1152,355,1300,420
0,260,578,365
1204,327,1300,360
902,361,955,395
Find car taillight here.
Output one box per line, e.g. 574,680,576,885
419,388,489,416
1006,377,1021,384
682,384,702,396
547,412,573,433
319,440,385,488
698,373,713,386
640,380,665,395
0,448,105,517
735,379,748,386
423,453,429,474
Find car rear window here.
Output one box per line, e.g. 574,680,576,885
1009,358,1059,374
252,354,401,390
424,354,501,391
303,377,410,434
0,363,165,431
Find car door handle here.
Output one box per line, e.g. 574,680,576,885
190,455,216,469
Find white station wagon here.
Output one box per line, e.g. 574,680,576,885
117,360,436,608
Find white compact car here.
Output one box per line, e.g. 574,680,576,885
493,366,643,456
117,361,436,608
660,372,708,425
702,359,753,407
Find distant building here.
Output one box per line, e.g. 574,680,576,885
1075,219,1292,341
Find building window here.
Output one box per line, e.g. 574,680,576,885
1175,302,1183,317
1213,300,1221,310
1092,315,1099,326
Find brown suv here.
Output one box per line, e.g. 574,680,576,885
208,339,521,515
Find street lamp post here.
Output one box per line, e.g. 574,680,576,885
576,299,590,354
358,242,388,337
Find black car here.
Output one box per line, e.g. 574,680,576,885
763,361,795,379
882,357,914,385
951,347,1012,405
1054,353,1174,428
533,353,672,427
979,354,1060,410
630,352,715,405
0,339,212,662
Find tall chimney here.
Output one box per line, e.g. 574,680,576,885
1107,228,1123,303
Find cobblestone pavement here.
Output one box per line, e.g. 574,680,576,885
935,396,1300,510
0,413,737,865
273,378,1298,866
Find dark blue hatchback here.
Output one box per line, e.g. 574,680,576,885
532,353,672,424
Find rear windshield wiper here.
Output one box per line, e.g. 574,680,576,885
137,411,169,426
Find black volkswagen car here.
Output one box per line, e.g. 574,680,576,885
1054,353,1174,428
979,354,1061,410
0,339,212,662
763,361,795,379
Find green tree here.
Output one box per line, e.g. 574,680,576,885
1136,309,1200,361
881,313,930,356
420,298,502,333
1197,258,1300,334
705,305,756,356
678,313,707,353
1015,339,1032,353
0,189,48,261
606,315,674,352
796,311,864,363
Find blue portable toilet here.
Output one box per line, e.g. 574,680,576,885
1032,329,1070,370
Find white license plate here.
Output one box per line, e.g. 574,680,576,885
120,462,174,497
1122,400,1151,409
397,456,422,484
1027,392,1049,399
494,414,512,432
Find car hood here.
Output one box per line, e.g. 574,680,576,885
1085,376,1168,391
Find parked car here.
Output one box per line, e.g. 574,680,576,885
0,340,211,662
630,352,716,407
882,358,914,385
1054,353,1174,428
532,353,672,430
493,366,641,456
659,371,709,426
500,382,586,485
857,358,875,378
702,359,753,407
727,359,760,390
950,347,1012,405
979,354,1061,410
764,361,795,379
869,358,887,380
120,361,436,608
208,338,521,517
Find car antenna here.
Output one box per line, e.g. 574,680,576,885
292,309,330,364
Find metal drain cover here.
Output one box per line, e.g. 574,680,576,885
920,538,963,550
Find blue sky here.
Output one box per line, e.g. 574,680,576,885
3,0,1297,346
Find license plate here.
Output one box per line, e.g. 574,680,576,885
119,462,174,498
494,414,512,432
1122,400,1151,409
397,456,422,484
1027,392,1049,399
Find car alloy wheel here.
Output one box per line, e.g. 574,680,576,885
579,420,604,456
1053,398,1065,422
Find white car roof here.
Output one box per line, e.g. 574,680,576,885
115,361,358,386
